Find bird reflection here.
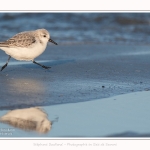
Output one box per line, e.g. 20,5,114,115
0,107,51,133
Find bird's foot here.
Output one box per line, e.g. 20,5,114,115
1,64,7,71
42,65,51,69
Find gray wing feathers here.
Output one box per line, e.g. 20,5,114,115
0,32,36,48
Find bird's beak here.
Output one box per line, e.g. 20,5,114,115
49,38,58,45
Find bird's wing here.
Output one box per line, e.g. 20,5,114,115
0,32,36,48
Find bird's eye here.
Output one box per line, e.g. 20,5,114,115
43,35,46,37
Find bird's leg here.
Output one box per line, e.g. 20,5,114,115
1,55,11,71
32,60,51,69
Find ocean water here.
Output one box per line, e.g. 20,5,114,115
0,13,150,44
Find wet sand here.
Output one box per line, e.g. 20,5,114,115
0,91,150,137
0,44,150,109
0,43,150,137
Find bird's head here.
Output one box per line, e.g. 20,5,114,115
37,29,58,45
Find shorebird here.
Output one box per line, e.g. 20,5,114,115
0,28,58,71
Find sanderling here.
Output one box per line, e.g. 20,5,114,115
0,28,58,71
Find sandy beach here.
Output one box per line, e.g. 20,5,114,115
0,91,150,137
0,43,150,137
0,44,150,109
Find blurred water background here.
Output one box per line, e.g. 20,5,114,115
0,13,150,45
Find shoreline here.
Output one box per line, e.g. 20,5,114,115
0,90,150,137
0,43,150,137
